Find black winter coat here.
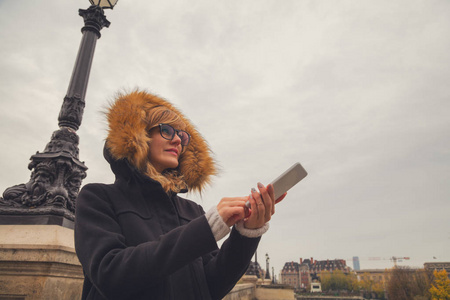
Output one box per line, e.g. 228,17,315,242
75,155,260,300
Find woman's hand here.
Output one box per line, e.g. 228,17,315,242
217,197,248,227
244,183,287,229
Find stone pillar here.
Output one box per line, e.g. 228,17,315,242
0,225,83,299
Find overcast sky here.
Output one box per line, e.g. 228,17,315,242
1,0,449,277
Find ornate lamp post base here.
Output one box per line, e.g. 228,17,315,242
0,127,87,229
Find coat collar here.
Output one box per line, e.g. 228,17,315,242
104,144,188,194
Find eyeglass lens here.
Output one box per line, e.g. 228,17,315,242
160,124,190,146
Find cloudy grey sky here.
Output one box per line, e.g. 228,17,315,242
1,0,449,276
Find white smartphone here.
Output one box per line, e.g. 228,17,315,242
270,162,308,199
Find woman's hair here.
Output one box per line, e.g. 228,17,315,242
142,106,188,193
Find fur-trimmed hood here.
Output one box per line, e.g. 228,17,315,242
105,90,216,193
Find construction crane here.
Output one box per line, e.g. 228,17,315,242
368,256,410,266
346,256,411,269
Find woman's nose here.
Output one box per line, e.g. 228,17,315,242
171,133,182,145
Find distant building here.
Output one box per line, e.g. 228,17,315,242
424,262,450,279
246,261,264,278
353,256,360,271
355,269,389,284
280,257,350,290
280,261,301,288
299,262,311,289
301,257,350,274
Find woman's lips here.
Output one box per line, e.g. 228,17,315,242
166,148,179,156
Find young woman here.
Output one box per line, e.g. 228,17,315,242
74,90,285,300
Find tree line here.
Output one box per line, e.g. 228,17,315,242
318,267,450,300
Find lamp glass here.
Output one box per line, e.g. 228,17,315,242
89,0,118,9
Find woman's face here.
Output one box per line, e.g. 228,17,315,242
148,126,183,173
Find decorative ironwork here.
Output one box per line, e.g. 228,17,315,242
58,94,86,131
0,128,87,224
79,5,110,38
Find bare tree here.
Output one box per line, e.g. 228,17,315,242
386,267,432,300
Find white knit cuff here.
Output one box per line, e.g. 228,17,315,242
205,206,231,242
234,221,269,238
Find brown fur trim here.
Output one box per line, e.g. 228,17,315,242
106,90,217,193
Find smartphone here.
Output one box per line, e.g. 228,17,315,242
270,162,308,199
244,162,307,212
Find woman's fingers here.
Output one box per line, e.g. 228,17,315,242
251,188,265,220
217,184,287,229
217,197,248,226
257,182,273,222
266,184,276,215
222,206,246,226
244,189,265,229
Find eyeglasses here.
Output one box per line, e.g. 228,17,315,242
157,123,191,146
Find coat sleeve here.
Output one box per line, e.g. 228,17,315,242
74,184,218,299
202,225,261,299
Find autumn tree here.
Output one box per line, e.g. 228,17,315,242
358,272,386,299
321,270,357,292
429,269,450,300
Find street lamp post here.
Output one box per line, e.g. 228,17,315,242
266,253,271,280
0,1,118,229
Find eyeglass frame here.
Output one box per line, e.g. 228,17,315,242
155,123,191,147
